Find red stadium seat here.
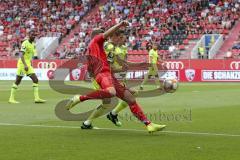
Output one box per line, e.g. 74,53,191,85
183,39,189,45
179,45,185,50
187,34,193,40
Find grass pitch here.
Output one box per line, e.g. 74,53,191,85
0,81,240,160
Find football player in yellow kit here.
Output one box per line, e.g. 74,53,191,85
8,30,46,104
140,43,161,90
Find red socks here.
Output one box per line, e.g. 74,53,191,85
80,89,114,102
129,102,151,126
79,89,151,126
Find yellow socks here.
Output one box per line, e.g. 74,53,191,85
85,104,112,124
9,83,18,101
33,83,40,100
112,101,128,115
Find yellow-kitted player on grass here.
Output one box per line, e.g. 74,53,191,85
140,43,161,90
8,30,46,104
81,30,131,129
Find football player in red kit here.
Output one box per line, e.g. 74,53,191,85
65,21,166,133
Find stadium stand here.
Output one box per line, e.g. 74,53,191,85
231,30,240,58
0,0,97,59
55,0,240,60
0,0,239,60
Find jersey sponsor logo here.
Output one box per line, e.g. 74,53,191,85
37,62,57,70
185,69,195,82
162,61,184,70
230,61,240,70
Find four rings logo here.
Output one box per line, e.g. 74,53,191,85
162,61,184,70
230,61,240,70
37,62,57,70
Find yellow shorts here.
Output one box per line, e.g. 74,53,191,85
16,64,35,76
148,64,158,76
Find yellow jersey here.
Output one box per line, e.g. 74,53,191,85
113,45,127,69
149,49,158,64
18,39,36,66
104,42,127,69
104,42,115,63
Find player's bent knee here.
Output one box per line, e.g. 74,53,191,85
123,91,136,105
15,76,23,85
29,74,39,84
34,79,38,84
107,87,116,96
127,97,136,105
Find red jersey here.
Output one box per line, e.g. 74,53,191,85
87,34,110,76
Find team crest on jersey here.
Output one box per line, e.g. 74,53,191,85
185,69,195,81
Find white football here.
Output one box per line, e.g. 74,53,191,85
163,78,178,93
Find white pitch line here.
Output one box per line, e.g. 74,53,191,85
0,123,80,129
0,122,240,137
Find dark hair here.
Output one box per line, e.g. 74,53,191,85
29,29,36,35
146,42,152,51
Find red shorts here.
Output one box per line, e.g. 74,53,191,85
95,71,127,99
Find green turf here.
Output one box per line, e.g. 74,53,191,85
0,81,240,160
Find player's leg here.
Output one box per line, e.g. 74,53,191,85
9,75,23,103
110,76,129,118
107,77,150,125
66,72,116,110
121,90,166,133
29,73,46,103
107,75,132,126
79,87,116,102
121,90,151,125
112,77,166,132
81,98,112,129
111,100,128,115
152,64,161,88
81,78,114,129
66,86,116,110
80,72,117,101
106,99,127,126
140,67,152,90
111,87,140,115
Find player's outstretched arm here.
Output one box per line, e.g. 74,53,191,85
103,21,128,39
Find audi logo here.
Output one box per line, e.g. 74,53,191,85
162,61,184,70
37,62,57,70
230,61,240,70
